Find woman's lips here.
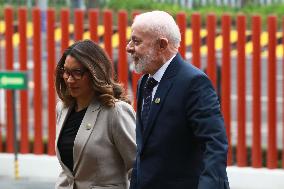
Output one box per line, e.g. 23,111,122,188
68,86,79,91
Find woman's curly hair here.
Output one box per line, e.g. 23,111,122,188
55,39,130,107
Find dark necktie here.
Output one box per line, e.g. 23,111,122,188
141,77,158,131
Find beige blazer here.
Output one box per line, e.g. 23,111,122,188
55,99,136,189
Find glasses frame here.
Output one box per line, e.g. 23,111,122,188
60,67,88,80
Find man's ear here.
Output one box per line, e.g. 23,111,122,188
159,38,168,50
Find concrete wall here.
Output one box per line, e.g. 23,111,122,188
1,153,284,189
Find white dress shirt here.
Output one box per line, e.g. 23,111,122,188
150,54,176,101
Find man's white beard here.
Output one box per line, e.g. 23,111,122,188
134,61,144,74
133,53,153,74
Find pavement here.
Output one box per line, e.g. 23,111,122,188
0,176,55,189
2,154,284,189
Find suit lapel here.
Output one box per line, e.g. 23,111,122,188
73,99,101,171
142,54,181,148
137,75,149,133
142,79,173,145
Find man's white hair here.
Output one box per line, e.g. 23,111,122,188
133,10,181,48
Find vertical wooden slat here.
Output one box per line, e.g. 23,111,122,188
132,73,141,111
176,12,186,58
237,14,247,166
131,11,140,19
74,9,84,41
32,8,43,154
206,13,217,89
88,8,99,43
131,11,141,110
5,7,14,153
267,15,277,169
118,10,128,91
191,13,201,68
252,15,262,168
0,9,2,151
19,7,29,153
60,9,69,54
47,8,56,155
103,10,113,61
282,16,284,169
221,13,232,165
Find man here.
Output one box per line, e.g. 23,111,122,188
126,10,230,189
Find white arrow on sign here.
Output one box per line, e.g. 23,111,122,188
0,76,24,86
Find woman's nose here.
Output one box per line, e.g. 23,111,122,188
66,75,76,83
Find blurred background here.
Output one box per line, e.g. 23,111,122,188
0,0,284,189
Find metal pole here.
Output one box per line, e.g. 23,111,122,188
12,90,19,179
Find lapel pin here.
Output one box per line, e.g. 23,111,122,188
85,123,92,130
154,98,161,104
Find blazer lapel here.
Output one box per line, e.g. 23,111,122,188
55,105,73,176
55,106,69,144
73,99,101,171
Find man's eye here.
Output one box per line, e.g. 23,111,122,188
133,40,140,45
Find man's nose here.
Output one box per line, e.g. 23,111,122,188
126,41,134,53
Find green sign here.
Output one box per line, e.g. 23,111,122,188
0,71,27,89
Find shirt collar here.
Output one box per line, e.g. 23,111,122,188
151,54,176,82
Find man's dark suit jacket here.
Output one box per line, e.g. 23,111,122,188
130,53,230,189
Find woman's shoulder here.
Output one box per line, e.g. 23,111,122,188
114,100,134,111
100,100,135,117
110,100,136,132
106,100,135,117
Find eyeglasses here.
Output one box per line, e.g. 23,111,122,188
60,67,87,80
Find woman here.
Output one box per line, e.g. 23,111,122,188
55,39,136,189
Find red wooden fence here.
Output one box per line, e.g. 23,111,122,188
5,7,14,153
0,8,283,169
118,10,128,90
32,8,43,154
237,14,247,167
267,15,277,169
74,9,84,41
18,7,29,154
60,8,69,54
206,13,217,90
191,13,201,69
89,9,99,43
131,11,142,110
252,15,262,168
103,9,113,62
282,16,284,169
47,8,56,155
221,14,232,165
176,12,186,59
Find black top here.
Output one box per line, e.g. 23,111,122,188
57,106,87,172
